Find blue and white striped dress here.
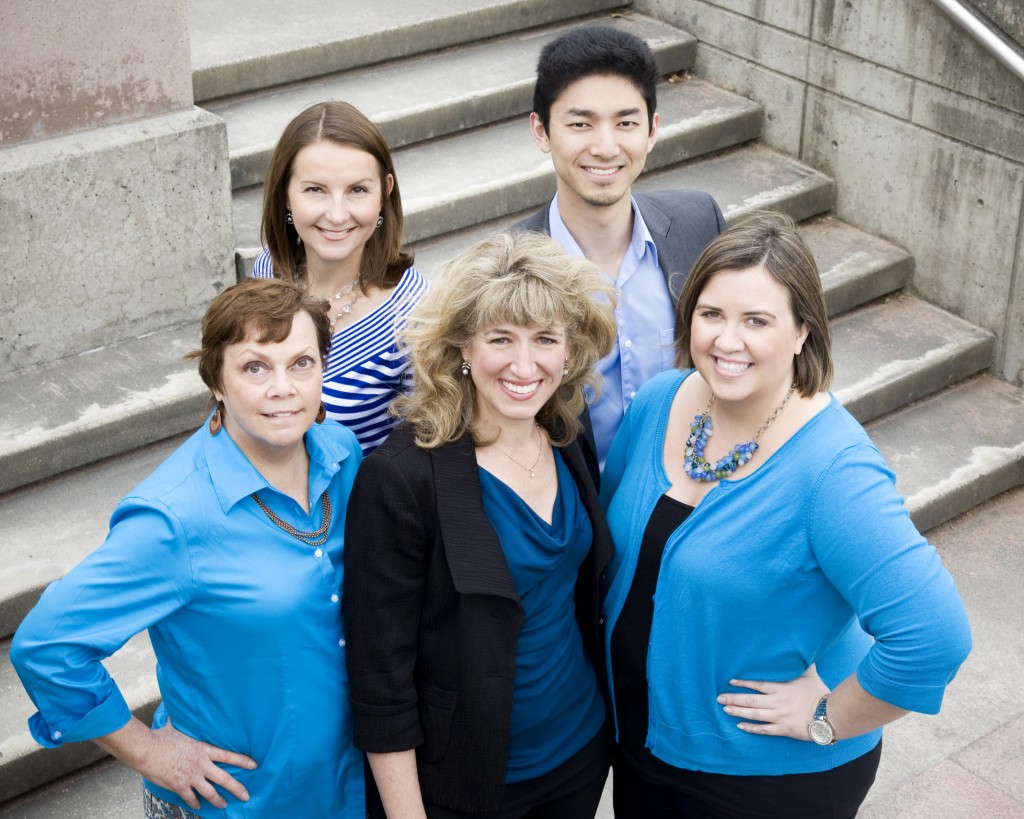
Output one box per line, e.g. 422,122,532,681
252,251,428,454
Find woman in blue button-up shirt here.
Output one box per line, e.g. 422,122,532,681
11,279,365,818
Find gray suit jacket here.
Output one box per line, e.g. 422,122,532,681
513,189,726,298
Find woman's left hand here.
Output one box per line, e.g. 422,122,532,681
717,665,829,740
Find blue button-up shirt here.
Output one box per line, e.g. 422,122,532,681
11,419,365,818
549,195,676,467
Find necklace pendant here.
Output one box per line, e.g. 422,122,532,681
529,469,535,478
341,303,353,315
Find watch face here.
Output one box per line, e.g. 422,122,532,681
809,718,835,745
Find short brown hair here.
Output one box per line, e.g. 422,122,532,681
394,231,617,448
674,211,833,396
187,279,331,395
260,101,413,289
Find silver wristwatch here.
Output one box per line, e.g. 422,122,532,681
807,694,836,745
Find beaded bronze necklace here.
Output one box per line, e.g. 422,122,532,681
251,490,331,546
684,384,795,483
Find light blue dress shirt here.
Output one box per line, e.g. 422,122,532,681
11,418,365,818
548,195,676,468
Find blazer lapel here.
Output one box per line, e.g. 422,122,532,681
431,436,521,603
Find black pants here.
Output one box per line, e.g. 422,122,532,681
367,727,611,819
612,740,881,819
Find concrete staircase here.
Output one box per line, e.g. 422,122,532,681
2,1,1023,814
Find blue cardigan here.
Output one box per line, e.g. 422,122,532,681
600,369,971,776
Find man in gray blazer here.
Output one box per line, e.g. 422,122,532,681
516,26,725,469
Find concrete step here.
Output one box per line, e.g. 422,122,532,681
208,13,697,190
867,374,1024,533
232,76,765,261
0,633,159,805
0,434,187,639
190,0,626,102
0,758,140,819
833,293,995,424
0,324,207,496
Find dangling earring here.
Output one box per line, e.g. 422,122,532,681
315,402,327,424
563,360,569,376
375,214,384,228
286,209,294,225
461,360,471,376
209,403,223,435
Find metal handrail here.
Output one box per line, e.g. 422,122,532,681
929,0,1024,83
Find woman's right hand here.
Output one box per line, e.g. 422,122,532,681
94,717,257,810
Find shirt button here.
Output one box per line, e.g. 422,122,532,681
598,617,605,625
624,339,633,348
338,638,346,647
314,548,323,558
628,391,636,399
331,594,339,603
53,731,62,739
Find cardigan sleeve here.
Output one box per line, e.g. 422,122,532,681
807,441,972,714
343,445,432,752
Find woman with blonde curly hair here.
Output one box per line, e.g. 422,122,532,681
344,231,617,818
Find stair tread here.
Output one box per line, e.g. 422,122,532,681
231,77,765,249
0,324,207,496
209,13,696,189
0,758,140,819
832,292,995,423
190,0,625,101
867,374,1024,531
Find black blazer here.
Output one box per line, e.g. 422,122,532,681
343,427,613,815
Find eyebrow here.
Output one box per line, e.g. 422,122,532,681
695,301,777,319
562,106,642,119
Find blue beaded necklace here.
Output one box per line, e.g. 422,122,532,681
684,384,796,483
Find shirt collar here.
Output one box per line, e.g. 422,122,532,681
203,415,353,513
548,194,659,276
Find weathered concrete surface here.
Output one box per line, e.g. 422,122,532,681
0,2,192,145
209,13,697,190
189,0,623,102
0,108,233,374
636,0,1024,387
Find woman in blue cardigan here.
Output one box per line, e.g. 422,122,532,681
601,212,971,818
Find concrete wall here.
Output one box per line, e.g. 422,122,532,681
0,1,233,374
636,0,1024,387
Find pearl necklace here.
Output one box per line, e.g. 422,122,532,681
491,424,544,478
684,384,796,483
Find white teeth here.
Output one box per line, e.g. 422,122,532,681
716,359,750,374
585,167,617,176
501,380,538,395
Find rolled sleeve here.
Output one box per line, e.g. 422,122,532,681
11,499,193,745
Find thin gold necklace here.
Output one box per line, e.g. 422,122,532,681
491,424,544,478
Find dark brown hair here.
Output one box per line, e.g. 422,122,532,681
260,101,413,289
187,279,331,395
674,211,833,396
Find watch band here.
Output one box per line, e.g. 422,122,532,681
808,694,837,745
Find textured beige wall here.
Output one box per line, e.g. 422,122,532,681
637,0,1024,386
0,1,192,146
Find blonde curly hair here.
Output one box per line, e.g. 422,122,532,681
393,231,617,449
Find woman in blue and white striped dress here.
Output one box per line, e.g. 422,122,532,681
254,101,427,453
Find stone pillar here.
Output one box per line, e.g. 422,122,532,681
0,1,233,374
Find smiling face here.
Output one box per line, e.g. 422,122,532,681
286,140,393,278
213,310,324,464
689,264,809,410
462,323,568,432
530,74,658,214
